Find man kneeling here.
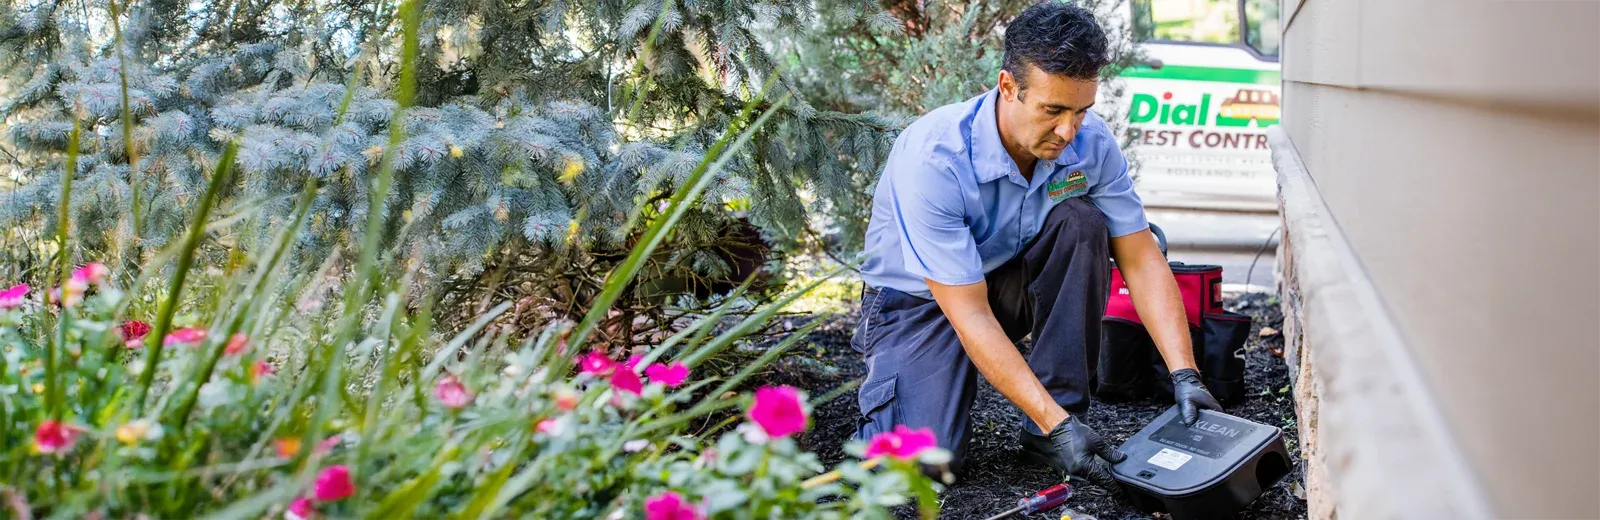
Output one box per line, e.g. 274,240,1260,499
850,2,1222,488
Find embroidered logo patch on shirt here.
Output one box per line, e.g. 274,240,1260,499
1047,171,1089,202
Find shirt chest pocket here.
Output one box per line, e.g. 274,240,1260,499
972,218,1016,260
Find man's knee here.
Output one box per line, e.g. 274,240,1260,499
1044,197,1108,235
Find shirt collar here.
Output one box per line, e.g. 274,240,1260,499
970,89,1018,184
970,89,1081,185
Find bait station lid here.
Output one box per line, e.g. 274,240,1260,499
1111,407,1292,519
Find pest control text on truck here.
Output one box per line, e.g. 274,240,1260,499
1116,0,1281,212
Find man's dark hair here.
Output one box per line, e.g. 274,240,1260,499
1002,2,1111,89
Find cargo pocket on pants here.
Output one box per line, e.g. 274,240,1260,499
854,372,899,437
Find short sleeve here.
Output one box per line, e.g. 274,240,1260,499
1087,141,1150,238
888,160,985,286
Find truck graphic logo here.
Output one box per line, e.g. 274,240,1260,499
1218,88,1280,123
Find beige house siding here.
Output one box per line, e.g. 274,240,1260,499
1275,0,1599,518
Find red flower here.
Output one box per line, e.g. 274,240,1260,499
747,386,808,438
285,497,315,520
611,367,643,395
120,320,151,348
165,327,207,347
34,420,81,454
863,425,939,460
312,465,355,501
224,333,250,355
0,284,28,310
554,389,580,411
435,375,473,408
251,361,277,383
645,362,690,387
644,491,705,520
578,350,616,375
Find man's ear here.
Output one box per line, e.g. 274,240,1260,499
998,69,1019,102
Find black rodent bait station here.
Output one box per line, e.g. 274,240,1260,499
1111,406,1293,519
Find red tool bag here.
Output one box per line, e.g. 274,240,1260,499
1095,227,1254,406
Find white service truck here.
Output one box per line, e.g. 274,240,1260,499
1115,0,1282,213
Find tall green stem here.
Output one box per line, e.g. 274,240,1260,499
44,118,82,420
132,142,238,415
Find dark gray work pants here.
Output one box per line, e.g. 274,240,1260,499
851,197,1112,471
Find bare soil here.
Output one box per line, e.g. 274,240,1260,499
753,292,1306,519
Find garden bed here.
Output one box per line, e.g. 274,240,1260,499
754,292,1306,519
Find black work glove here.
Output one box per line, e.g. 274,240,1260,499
1171,368,1223,425
1046,415,1127,489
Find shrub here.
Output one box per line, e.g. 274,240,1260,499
0,3,948,516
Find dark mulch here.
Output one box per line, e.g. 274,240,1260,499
754,292,1306,520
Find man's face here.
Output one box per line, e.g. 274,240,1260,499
998,65,1099,161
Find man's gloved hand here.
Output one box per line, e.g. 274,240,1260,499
1046,415,1127,489
1171,368,1223,425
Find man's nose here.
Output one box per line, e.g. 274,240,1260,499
1054,123,1076,142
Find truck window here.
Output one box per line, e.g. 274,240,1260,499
1243,0,1281,57
1133,0,1241,44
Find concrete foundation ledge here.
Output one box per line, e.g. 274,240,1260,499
1268,127,1494,520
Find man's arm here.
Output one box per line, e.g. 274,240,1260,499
1111,228,1222,424
925,278,1067,433
1109,228,1197,373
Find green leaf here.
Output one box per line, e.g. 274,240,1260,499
700,479,749,513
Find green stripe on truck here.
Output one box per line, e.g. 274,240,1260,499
1120,65,1281,85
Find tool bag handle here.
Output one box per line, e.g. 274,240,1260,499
1149,222,1168,257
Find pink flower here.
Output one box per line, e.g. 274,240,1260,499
0,284,27,310
435,375,473,408
120,320,151,348
644,491,705,520
536,418,558,434
611,367,643,395
747,386,808,438
312,465,355,501
165,327,207,347
251,361,276,383
316,435,341,454
645,362,690,387
578,350,616,375
224,333,250,355
624,355,643,371
285,497,314,520
863,425,939,460
47,280,85,308
72,262,109,286
34,420,81,454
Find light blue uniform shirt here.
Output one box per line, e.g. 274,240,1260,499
861,88,1149,299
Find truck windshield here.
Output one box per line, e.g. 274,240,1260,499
1243,0,1281,57
1133,0,1281,60
1134,0,1241,44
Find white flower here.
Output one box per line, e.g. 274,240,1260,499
737,422,770,445
623,439,650,452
